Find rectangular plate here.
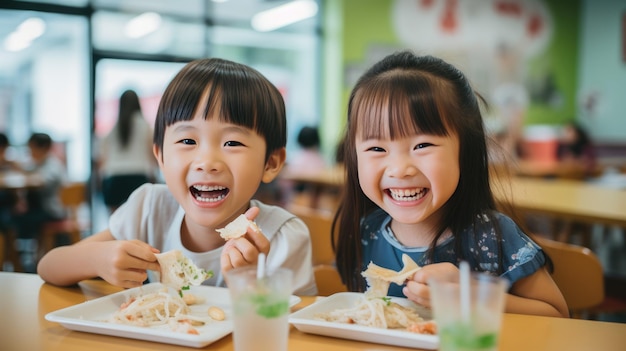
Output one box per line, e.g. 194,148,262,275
46,282,301,348
289,292,439,349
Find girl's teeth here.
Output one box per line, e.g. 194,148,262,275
389,188,426,201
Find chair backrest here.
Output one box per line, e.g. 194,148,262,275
59,182,86,219
290,206,335,266
536,237,604,312
314,264,348,296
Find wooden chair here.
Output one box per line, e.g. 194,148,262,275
38,182,87,259
536,237,604,318
290,205,336,266
314,264,348,296
0,230,22,272
290,205,347,296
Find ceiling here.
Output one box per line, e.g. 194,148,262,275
0,0,320,80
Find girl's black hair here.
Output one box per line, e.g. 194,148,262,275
332,51,504,291
153,58,286,162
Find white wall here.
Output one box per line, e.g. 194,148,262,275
577,0,626,141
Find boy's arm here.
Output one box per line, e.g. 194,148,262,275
37,230,161,288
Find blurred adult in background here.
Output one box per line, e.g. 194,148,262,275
98,89,157,214
557,121,597,178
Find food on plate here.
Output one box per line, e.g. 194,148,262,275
208,306,226,321
109,287,226,334
155,250,212,293
361,254,422,297
216,214,259,240
317,295,425,329
316,254,436,335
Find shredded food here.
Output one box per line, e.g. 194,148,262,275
316,254,437,334
109,287,222,334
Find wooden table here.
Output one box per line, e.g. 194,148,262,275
282,166,626,229
3,271,626,350
494,176,626,228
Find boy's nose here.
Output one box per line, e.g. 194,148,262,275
193,151,225,173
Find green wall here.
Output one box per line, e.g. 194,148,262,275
322,0,581,152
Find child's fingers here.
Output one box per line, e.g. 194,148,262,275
244,206,260,221
244,224,270,255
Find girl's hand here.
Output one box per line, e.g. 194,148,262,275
220,207,271,274
402,262,459,308
93,239,160,289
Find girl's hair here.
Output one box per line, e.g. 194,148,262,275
153,58,286,162
117,89,142,149
332,51,504,291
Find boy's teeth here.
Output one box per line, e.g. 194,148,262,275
194,193,226,202
193,185,225,191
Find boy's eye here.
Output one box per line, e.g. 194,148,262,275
178,139,196,145
224,140,244,147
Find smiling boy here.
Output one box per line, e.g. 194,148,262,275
38,58,317,296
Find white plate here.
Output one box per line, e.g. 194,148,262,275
46,282,301,348
289,292,439,349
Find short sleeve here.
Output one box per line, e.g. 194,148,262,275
496,214,546,285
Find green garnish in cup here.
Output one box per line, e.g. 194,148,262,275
251,294,289,319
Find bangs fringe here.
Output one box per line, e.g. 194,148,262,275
351,73,451,140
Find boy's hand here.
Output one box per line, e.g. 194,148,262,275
402,262,459,308
93,239,160,289
220,207,271,273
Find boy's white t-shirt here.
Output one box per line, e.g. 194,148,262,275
109,183,318,296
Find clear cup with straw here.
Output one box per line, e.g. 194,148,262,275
226,253,293,351
428,261,509,351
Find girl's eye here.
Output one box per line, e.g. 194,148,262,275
178,139,196,145
366,146,385,152
224,140,244,147
415,143,433,149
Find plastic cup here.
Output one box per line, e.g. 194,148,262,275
429,273,509,351
226,266,293,351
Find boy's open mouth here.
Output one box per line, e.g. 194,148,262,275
190,185,229,203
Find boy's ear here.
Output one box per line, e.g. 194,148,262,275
153,145,164,168
261,147,286,183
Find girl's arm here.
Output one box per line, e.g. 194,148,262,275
404,263,569,318
506,267,569,318
37,230,161,288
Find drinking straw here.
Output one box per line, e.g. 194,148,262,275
460,260,470,323
257,252,266,280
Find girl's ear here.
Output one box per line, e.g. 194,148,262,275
261,147,286,183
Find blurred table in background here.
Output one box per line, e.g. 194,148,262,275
0,171,43,190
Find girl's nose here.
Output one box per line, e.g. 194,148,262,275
386,156,418,178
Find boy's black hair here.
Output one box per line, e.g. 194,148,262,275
153,58,286,162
